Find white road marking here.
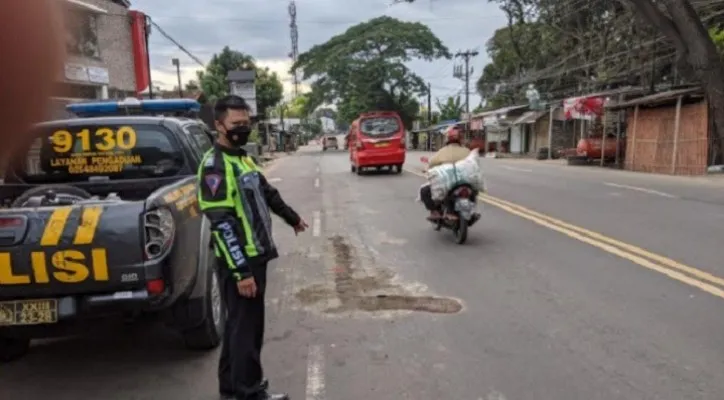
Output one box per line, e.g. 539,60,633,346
312,211,321,237
314,178,320,188
604,182,677,198
305,345,325,400
267,177,282,183
502,165,533,173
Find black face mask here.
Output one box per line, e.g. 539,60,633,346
224,125,251,147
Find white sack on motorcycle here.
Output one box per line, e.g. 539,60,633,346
426,150,484,201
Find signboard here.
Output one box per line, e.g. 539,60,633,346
230,81,257,116
87,66,110,84
64,63,110,85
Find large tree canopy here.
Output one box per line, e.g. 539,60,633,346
195,46,284,115
291,16,451,128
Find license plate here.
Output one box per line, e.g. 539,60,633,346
0,299,58,326
374,142,389,147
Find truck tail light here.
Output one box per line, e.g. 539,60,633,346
146,279,165,295
356,141,364,150
143,207,175,260
400,135,406,148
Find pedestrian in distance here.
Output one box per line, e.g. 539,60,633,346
197,95,308,400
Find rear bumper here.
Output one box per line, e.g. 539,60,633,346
0,287,173,339
355,150,406,167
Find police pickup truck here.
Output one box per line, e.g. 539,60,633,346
0,99,225,362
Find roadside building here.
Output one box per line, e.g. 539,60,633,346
607,87,712,175
50,0,148,118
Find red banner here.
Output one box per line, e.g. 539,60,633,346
129,11,150,95
563,96,605,120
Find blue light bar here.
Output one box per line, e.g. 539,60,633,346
66,98,201,116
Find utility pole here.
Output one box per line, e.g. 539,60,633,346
144,16,154,99
427,82,432,126
171,58,182,98
288,1,300,97
453,49,479,116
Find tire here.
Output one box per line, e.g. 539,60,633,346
351,165,356,173
0,336,30,363
394,164,403,174
182,264,225,350
356,166,364,175
11,185,92,207
454,217,468,244
567,156,588,166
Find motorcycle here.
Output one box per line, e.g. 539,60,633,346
420,157,481,244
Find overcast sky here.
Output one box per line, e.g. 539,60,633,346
132,0,506,111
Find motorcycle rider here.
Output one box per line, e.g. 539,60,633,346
420,125,475,221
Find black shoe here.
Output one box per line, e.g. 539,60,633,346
220,379,269,399
258,393,289,400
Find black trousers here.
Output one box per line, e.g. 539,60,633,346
218,261,268,399
419,184,439,211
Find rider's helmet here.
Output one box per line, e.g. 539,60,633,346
445,126,462,145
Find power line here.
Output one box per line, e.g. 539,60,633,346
148,18,206,68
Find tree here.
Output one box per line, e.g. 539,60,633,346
196,46,283,115
436,95,464,121
291,16,452,128
185,80,200,91
623,0,724,164
399,0,724,163
255,66,284,117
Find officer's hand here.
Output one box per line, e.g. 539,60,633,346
237,277,257,298
293,219,309,235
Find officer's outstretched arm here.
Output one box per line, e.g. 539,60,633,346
198,168,253,282
259,173,301,227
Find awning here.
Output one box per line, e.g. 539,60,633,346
471,104,528,119
66,0,108,14
511,110,545,125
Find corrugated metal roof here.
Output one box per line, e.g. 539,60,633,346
511,110,546,125
472,104,528,119
606,87,702,109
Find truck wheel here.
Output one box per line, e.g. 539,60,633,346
350,165,356,173
0,336,30,363
182,265,225,350
394,164,403,174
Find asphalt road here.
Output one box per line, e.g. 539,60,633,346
1,145,723,400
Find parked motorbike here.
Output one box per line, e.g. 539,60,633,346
420,157,481,244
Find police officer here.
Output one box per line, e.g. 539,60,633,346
198,95,308,400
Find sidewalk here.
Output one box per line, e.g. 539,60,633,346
497,157,724,187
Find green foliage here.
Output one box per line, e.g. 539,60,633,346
436,96,464,121
709,26,724,54
301,118,323,135
249,128,260,144
292,16,451,128
196,46,283,115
